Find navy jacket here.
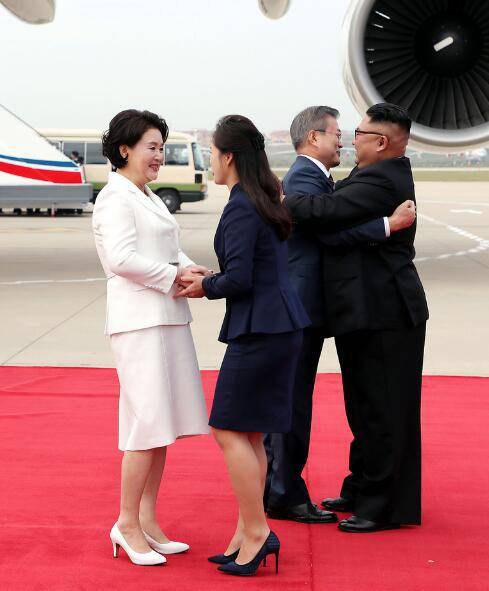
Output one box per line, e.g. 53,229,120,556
202,183,310,343
283,156,387,327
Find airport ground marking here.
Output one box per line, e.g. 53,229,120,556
450,209,483,214
0,277,105,285
1,292,107,365
421,200,489,208
416,213,489,262
2,204,488,281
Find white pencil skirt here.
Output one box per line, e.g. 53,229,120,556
110,324,210,451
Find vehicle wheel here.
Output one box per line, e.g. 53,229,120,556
76,209,83,215
156,189,180,213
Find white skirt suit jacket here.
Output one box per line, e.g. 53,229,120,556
92,172,209,451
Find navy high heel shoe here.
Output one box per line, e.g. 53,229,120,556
208,549,239,564
217,531,280,576
209,549,268,566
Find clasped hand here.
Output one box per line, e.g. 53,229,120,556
174,264,213,299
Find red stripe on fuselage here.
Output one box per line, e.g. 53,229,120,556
0,161,83,184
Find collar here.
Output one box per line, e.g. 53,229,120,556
298,154,330,178
229,182,242,200
108,171,142,193
108,172,176,224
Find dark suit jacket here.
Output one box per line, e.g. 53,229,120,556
284,157,429,336
202,183,310,343
283,156,387,327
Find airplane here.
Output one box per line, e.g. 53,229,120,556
2,0,488,154
259,0,489,153
0,1,91,213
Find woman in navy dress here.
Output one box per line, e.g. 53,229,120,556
176,115,309,576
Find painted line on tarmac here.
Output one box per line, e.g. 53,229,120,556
1,291,106,365
3,209,488,280
422,200,489,207
450,209,483,214
0,277,105,286
416,213,489,262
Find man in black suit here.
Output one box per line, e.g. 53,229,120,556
284,103,428,532
264,105,416,523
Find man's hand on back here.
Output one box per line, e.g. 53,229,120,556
388,200,416,233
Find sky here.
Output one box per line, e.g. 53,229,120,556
0,0,359,134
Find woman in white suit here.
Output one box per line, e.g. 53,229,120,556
92,109,210,566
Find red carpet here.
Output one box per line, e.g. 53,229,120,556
0,367,488,591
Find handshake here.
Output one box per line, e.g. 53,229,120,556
173,264,214,299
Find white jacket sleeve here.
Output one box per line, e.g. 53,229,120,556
178,249,195,268
96,191,177,293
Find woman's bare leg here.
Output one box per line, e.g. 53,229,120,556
224,510,244,555
117,449,156,552
213,428,269,564
249,432,267,497
223,433,267,555
139,446,170,543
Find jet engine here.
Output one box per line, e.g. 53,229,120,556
258,0,489,152
0,0,55,24
343,0,489,152
258,0,291,20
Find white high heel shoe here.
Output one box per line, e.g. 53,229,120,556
110,524,166,566
143,531,189,555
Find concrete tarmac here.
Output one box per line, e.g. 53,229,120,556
1,181,488,375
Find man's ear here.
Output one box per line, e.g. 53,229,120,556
307,129,318,146
377,136,389,153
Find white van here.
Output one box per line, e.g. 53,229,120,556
37,129,207,213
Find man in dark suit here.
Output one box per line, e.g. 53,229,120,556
264,105,416,523
284,103,428,532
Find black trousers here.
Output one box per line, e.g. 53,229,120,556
264,326,325,509
335,322,426,525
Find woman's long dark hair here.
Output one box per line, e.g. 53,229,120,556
213,115,292,240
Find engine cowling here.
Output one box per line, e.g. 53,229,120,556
343,0,489,152
258,0,291,20
0,0,55,24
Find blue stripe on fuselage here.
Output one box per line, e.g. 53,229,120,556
0,153,78,168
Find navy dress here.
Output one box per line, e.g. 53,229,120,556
202,183,310,433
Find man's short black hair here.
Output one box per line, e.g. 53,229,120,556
102,109,169,169
366,103,411,134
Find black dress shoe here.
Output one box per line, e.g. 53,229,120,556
338,515,400,533
267,502,338,524
321,496,354,512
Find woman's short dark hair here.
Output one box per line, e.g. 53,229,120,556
213,115,292,240
102,109,169,169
